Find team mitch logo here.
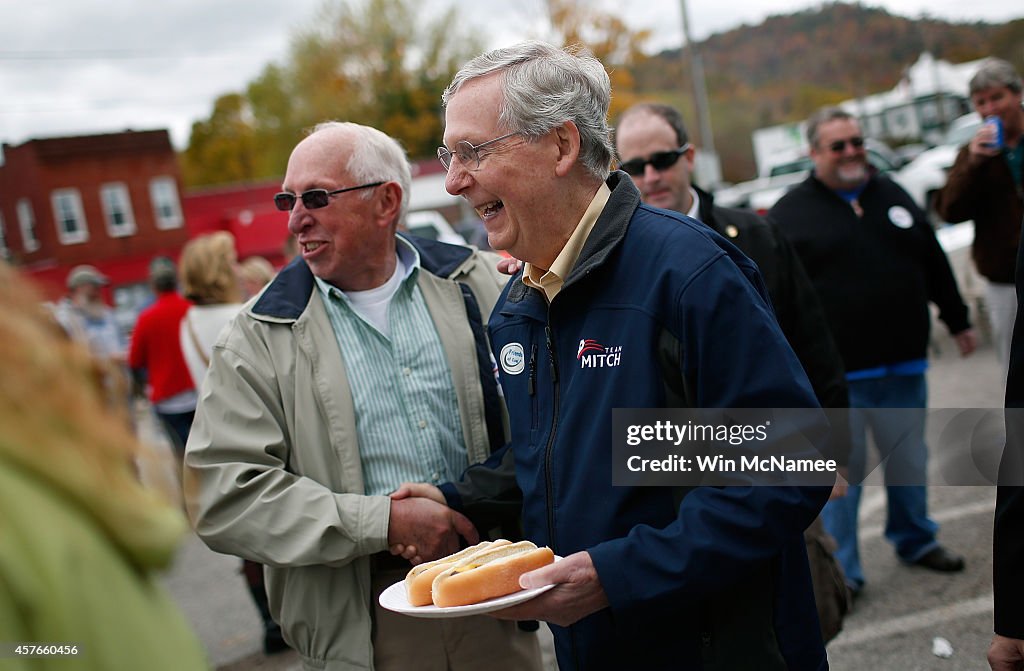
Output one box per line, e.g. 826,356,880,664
577,339,622,368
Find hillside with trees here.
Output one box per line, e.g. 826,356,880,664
637,2,1024,181
181,0,1024,187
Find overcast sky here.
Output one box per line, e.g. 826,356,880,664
1,0,1020,151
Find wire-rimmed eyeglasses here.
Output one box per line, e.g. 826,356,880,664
273,182,384,212
437,132,521,172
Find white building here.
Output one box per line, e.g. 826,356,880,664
751,52,984,177
843,52,984,145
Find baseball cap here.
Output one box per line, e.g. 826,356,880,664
148,256,177,284
66,264,109,289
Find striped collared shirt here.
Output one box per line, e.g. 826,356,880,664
314,238,467,496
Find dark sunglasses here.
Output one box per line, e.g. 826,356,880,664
618,145,691,176
827,137,865,153
273,182,384,212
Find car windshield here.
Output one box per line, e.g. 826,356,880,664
768,158,813,177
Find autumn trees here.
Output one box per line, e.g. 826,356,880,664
181,0,648,187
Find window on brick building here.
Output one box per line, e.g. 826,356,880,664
16,198,40,252
51,189,88,245
100,183,136,237
149,176,183,229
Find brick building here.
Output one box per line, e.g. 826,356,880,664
0,129,189,328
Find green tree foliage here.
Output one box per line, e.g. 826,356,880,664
182,0,482,187
182,94,260,185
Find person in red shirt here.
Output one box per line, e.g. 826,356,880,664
128,257,197,464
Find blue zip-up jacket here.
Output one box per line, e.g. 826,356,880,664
444,173,830,670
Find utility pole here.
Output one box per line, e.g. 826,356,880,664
679,0,720,183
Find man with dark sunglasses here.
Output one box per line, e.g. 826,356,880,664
616,102,852,641
185,121,544,671
770,106,977,599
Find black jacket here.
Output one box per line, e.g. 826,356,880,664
995,214,1024,638
769,172,971,373
696,186,848,412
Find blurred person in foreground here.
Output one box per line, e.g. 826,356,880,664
615,101,852,639
769,106,977,598
397,41,831,670
184,121,544,671
0,261,208,670
128,256,197,459
936,57,1024,372
178,232,288,655
988,218,1024,670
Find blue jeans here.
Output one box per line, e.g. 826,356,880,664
821,373,939,590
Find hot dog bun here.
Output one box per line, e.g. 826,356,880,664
431,540,555,608
404,539,511,607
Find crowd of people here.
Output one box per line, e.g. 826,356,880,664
4,44,1021,671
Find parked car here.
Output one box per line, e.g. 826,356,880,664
891,113,981,224
733,139,904,215
404,210,468,246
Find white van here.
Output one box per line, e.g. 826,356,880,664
404,210,468,246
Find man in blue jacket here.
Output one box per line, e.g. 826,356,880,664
396,42,831,670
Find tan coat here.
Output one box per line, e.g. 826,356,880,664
184,244,507,670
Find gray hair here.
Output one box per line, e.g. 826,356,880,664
969,58,1022,96
806,106,857,148
309,121,412,223
615,103,690,153
442,41,614,180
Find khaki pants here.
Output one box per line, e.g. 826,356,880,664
986,281,1017,373
372,567,545,671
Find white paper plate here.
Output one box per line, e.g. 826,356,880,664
378,556,561,619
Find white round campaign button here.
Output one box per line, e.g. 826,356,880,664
888,205,914,229
499,343,526,375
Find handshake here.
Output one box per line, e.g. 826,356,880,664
384,482,608,627
386,482,470,565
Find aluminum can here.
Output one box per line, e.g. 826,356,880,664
984,115,1004,150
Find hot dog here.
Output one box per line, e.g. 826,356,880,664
430,540,555,608
404,539,511,607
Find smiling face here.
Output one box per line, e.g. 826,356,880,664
283,129,394,291
615,110,695,214
810,117,869,191
442,73,568,267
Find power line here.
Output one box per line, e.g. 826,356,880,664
0,49,272,62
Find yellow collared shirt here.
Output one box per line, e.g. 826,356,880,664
522,183,612,303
